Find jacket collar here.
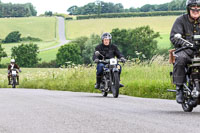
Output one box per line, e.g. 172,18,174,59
188,15,200,23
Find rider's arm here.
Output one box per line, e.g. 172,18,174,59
170,16,185,48
92,45,101,61
15,64,21,72
7,65,11,74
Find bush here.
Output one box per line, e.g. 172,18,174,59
76,11,185,20
21,36,42,42
36,60,59,68
3,31,21,43
111,26,160,61
11,43,41,67
56,42,83,66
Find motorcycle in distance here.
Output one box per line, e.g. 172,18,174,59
10,68,18,88
168,33,200,112
95,51,124,98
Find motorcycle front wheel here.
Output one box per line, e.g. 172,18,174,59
112,72,120,98
12,77,16,88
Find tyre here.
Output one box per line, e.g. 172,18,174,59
112,72,120,98
182,93,193,112
102,91,108,97
12,77,16,88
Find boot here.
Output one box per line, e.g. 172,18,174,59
95,76,101,89
176,85,184,104
119,74,124,88
8,77,11,85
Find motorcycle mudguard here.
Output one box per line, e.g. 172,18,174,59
112,68,119,73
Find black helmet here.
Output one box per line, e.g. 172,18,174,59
186,0,200,7
101,32,112,40
186,0,200,15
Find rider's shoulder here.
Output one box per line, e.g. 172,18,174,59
176,14,188,21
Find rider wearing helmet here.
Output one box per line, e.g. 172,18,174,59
8,59,21,85
170,0,200,103
93,32,126,89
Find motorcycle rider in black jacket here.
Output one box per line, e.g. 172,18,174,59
170,0,200,103
93,32,126,89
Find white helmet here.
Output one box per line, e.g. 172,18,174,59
11,59,15,63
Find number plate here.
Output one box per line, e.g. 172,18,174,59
110,58,117,65
12,71,17,75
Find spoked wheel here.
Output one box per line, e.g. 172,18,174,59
182,95,193,112
112,72,120,98
102,91,108,97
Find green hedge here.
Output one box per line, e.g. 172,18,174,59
76,11,186,20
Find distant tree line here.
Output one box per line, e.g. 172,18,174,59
67,0,187,15
0,1,37,17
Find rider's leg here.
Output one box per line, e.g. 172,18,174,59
17,74,19,85
8,74,11,85
173,51,192,103
95,63,105,89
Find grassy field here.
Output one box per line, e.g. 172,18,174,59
66,16,178,49
0,60,175,99
0,17,58,41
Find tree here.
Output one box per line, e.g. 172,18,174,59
44,11,53,16
72,36,88,56
4,31,21,43
56,42,82,66
67,5,78,15
0,44,7,62
82,34,100,64
11,43,40,67
111,26,160,61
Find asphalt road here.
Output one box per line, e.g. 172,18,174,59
0,89,200,133
40,17,70,52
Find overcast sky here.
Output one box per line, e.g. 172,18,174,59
2,0,173,15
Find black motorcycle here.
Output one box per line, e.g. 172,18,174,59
95,51,124,98
168,34,200,112
10,68,18,88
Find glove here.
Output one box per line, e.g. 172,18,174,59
19,69,22,72
120,57,126,63
94,59,99,63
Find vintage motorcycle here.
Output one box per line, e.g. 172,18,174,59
168,34,200,112
95,51,124,98
10,68,18,88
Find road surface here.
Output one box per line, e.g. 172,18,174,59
0,89,200,133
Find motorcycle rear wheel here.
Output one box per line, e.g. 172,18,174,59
182,96,193,112
102,91,108,97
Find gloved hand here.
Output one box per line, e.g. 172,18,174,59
120,57,126,63
94,59,99,63
19,69,22,72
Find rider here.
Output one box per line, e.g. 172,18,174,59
8,59,21,85
170,0,200,103
93,32,126,89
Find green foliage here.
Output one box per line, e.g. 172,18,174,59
36,60,58,68
21,36,42,42
44,11,53,16
82,34,100,64
111,26,160,60
76,11,185,20
0,2,37,17
3,31,21,43
0,44,7,62
11,43,40,67
0,62,175,99
56,42,83,66
71,34,101,64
